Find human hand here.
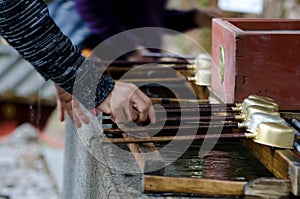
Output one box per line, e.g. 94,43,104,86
55,84,97,128
195,8,223,28
97,82,156,125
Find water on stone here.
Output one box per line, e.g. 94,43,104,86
159,141,274,181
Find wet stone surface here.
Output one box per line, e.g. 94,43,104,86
162,141,274,181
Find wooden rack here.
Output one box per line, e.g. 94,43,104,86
99,56,300,197
103,120,300,197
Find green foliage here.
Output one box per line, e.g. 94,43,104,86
197,0,210,8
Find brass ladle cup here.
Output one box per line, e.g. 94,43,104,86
251,122,294,149
239,112,285,133
247,94,277,106
232,97,279,112
188,69,211,86
234,105,280,121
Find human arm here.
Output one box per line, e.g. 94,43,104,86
55,82,155,126
0,0,155,124
0,0,112,108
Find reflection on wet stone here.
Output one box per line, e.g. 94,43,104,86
163,141,274,181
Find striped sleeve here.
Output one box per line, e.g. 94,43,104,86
0,0,114,109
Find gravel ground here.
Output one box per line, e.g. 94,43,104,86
0,123,59,199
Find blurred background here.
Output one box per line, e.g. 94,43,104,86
0,0,300,198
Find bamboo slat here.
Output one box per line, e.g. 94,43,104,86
104,133,252,144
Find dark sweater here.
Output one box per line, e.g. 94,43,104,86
0,0,114,109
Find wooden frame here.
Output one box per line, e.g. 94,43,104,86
115,129,297,196
143,175,246,196
241,139,300,195
211,18,300,110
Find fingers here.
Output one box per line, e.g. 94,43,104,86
60,100,89,128
56,97,65,122
55,84,91,128
67,108,82,128
73,100,90,124
97,82,156,125
56,81,155,127
148,105,156,124
131,89,153,123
